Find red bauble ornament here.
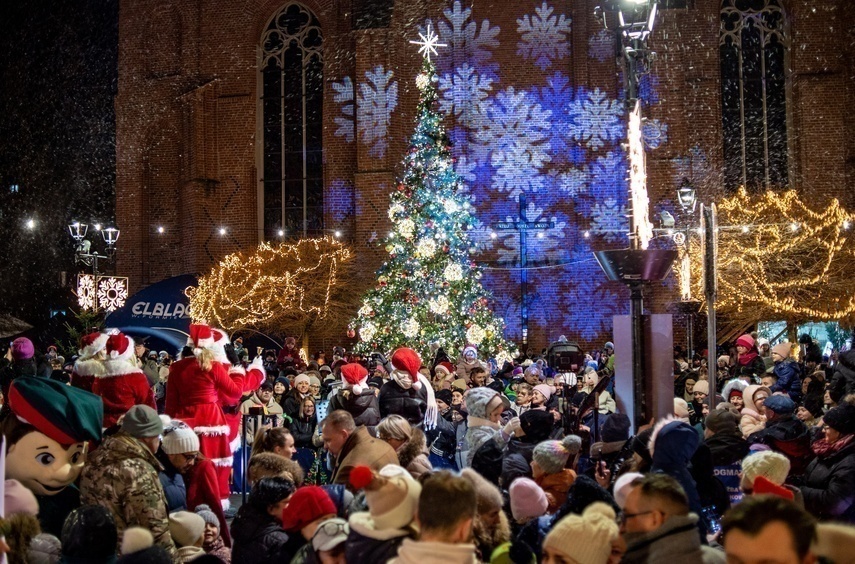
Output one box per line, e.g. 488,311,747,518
347,329,356,338
443,245,449,252
379,281,387,287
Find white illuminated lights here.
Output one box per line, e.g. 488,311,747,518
25,218,35,230
157,226,165,234
219,227,227,236
410,23,447,62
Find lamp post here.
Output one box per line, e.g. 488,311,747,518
68,221,121,311
673,178,700,357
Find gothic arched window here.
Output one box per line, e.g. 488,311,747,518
260,3,323,239
720,0,789,190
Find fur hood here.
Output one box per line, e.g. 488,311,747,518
396,427,428,470
722,379,747,401
743,384,771,413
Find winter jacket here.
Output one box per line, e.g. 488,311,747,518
502,439,536,486
230,503,296,564
329,388,381,427
203,536,231,563
80,432,177,559
650,419,707,537
704,432,749,467
379,380,428,427
291,414,317,449
829,349,855,397
739,385,770,438
395,428,433,480
772,359,802,401
690,443,731,518
282,390,308,420
330,426,399,489
94,359,157,428
536,469,577,514
747,414,814,477
622,514,726,564
155,448,187,512
389,538,479,564
464,417,508,468
800,437,855,523
456,358,488,383
346,512,413,564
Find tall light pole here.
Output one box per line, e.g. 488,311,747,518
68,221,122,312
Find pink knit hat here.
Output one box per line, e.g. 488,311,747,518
509,478,548,521
533,384,552,402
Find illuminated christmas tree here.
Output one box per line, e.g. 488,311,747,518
349,28,514,361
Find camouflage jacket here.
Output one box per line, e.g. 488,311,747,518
80,432,178,560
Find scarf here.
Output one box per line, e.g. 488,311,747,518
390,369,438,430
812,433,854,458
738,349,760,367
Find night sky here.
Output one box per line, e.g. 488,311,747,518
0,0,118,329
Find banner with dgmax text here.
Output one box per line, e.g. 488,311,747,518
714,463,743,506
105,274,197,353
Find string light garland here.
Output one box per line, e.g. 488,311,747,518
348,51,516,360
187,236,355,334
689,187,855,325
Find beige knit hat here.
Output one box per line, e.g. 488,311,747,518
349,464,421,531
543,502,619,564
740,451,791,490
168,511,205,548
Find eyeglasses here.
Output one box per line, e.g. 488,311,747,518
620,510,653,524
314,519,348,539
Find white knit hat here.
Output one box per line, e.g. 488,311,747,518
740,451,791,490
161,418,200,455
544,502,619,564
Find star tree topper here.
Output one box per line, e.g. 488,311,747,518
410,23,446,62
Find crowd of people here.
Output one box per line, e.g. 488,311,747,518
0,325,854,563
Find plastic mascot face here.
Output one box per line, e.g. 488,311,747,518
6,429,87,496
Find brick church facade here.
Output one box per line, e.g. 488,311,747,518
115,0,855,351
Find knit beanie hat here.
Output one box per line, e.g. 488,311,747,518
121,527,154,556
194,505,219,527
740,451,791,490
168,511,205,547
435,389,453,406
465,387,503,419
463,345,478,359
5,479,39,516
543,503,619,564
601,413,631,443
28,533,63,564
771,342,791,359
340,363,369,394
752,475,794,500
693,380,710,395
11,337,34,360
736,334,755,350
532,435,582,474
294,374,311,387
613,472,643,509
161,418,200,454
532,384,552,402
280,486,336,532
122,405,164,438
349,465,421,531
705,408,741,435
673,397,690,421
509,478,548,521
460,468,504,514
520,409,554,443
823,404,855,436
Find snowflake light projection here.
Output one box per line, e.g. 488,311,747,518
358,66,399,158
431,1,500,73
566,88,625,151
331,76,354,142
438,64,494,129
517,2,572,71
494,201,569,266
589,28,614,62
97,277,129,312
77,274,96,310
591,198,629,242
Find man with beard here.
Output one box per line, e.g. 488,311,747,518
460,468,511,561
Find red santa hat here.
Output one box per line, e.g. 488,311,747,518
209,327,230,362
434,361,455,377
189,324,216,351
391,348,438,430
78,331,109,359
341,363,369,394
106,332,135,361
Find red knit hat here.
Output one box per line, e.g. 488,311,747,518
391,348,421,380
340,363,369,394
752,475,794,500
736,334,755,350
280,486,336,532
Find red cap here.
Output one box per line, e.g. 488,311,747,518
341,363,368,386
391,348,421,379
753,475,794,500
189,324,214,348
280,486,336,532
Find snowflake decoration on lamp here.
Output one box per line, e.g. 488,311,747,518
97,277,129,312
410,23,447,62
77,274,96,310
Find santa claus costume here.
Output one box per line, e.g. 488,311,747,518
93,332,157,428
165,324,259,507
71,331,108,393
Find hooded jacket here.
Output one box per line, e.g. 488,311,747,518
649,418,706,536
230,503,295,564
772,358,802,401
330,426,399,489
739,385,770,438
395,427,433,480
704,432,749,467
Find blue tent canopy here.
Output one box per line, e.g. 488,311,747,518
105,274,197,354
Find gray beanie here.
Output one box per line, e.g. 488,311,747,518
533,435,582,474
121,405,163,438
195,504,219,527
464,387,503,419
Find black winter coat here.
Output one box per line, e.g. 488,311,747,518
378,381,427,427
747,415,814,476
705,433,750,467
800,438,855,523
329,389,381,427
345,529,407,563
231,504,297,564
282,390,308,420
291,415,317,449
502,439,535,486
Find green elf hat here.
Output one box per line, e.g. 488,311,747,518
9,377,103,444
